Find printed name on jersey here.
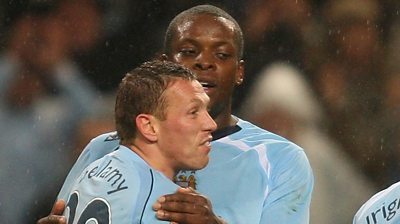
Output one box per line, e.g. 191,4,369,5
79,159,128,195
364,196,400,224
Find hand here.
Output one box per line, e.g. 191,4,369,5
36,200,67,224
153,187,227,224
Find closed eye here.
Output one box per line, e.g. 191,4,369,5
189,109,199,118
216,52,231,60
188,106,199,115
180,48,197,56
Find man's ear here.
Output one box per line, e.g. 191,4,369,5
235,59,245,86
136,114,158,142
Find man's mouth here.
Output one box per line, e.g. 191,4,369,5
199,81,216,90
201,136,213,148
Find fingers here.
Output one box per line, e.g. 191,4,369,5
36,200,67,224
36,215,66,224
50,200,66,215
158,187,207,205
154,203,221,224
153,195,208,213
154,199,209,214
153,188,215,224
176,187,196,194
155,209,197,223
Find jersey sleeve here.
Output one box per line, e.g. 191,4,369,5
58,132,119,201
261,146,314,223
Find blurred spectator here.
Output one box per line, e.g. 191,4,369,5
240,62,376,224
377,1,400,186
314,0,386,186
236,0,326,111
383,1,400,77
0,6,98,223
70,94,115,161
374,73,400,187
55,0,103,55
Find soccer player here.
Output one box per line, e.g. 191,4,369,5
38,4,313,224
353,182,400,223
60,59,217,223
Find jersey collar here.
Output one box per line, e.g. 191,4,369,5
211,125,241,141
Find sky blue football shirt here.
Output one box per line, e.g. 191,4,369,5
354,181,400,224
59,118,313,223
63,145,178,223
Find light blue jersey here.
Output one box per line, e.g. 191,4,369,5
58,118,313,223
177,119,313,223
353,181,400,224
63,145,177,223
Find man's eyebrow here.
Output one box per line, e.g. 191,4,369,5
213,40,234,46
189,97,209,106
178,38,232,47
177,38,197,45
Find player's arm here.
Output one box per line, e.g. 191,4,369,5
261,149,314,223
36,200,66,224
153,187,227,224
58,133,118,200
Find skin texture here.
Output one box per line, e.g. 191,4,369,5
153,80,215,173
153,14,243,224
153,187,222,224
37,200,66,224
38,12,243,224
168,14,244,129
130,79,216,180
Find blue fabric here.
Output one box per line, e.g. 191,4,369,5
58,118,314,223
354,181,400,224
64,146,177,223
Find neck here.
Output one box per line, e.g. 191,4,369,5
211,100,238,130
214,113,238,131
125,142,176,180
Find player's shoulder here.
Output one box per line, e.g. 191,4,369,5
77,131,120,171
354,181,400,223
363,181,400,208
67,148,151,223
234,118,304,153
233,118,313,198
84,131,119,151
94,145,149,173
77,146,152,197
219,118,310,174
90,131,119,143
80,147,140,180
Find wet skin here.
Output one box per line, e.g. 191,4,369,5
166,14,245,129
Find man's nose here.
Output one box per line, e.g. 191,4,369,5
194,52,215,70
204,112,217,132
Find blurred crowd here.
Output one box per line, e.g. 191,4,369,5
0,0,399,223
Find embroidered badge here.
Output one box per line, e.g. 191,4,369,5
174,171,197,189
